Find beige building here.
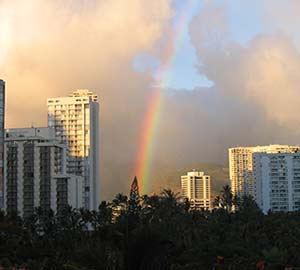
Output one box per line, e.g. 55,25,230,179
4,127,83,217
181,170,211,210
229,145,300,199
47,90,99,210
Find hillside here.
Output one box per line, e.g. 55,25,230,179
149,163,230,198
101,162,229,200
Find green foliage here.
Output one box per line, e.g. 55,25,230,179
1,188,300,270
128,177,141,229
262,247,288,269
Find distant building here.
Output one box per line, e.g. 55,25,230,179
47,90,99,210
229,145,300,199
181,170,211,210
4,127,83,217
0,80,4,208
253,152,300,213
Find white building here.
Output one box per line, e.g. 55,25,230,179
4,127,83,217
47,90,99,210
0,80,4,208
253,152,300,213
229,145,300,199
181,170,211,210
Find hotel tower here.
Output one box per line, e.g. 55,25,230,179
47,90,99,210
181,170,211,210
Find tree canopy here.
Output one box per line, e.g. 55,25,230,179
0,184,299,270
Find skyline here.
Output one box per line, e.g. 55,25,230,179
2,0,300,199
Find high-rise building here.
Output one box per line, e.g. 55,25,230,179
4,127,83,217
181,170,211,210
253,152,300,213
229,147,254,198
0,80,5,208
229,145,300,199
47,90,99,210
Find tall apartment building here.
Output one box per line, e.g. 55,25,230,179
0,80,5,208
229,145,300,199
181,170,211,210
47,90,99,210
4,127,83,217
253,152,300,213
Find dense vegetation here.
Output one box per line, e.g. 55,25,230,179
0,181,299,270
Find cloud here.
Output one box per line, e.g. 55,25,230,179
262,0,300,36
147,0,300,173
0,0,173,198
143,0,300,190
189,0,300,130
0,0,172,123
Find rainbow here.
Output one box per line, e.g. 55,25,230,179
134,0,198,194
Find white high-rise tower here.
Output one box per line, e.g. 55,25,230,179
47,90,99,210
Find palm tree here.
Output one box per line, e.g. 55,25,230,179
213,195,222,208
140,194,161,224
90,201,112,230
160,189,180,206
220,185,233,212
141,194,160,210
113,193,128,210
112,193,128,222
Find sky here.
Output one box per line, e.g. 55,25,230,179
134,0,263,90
133,0,210,90
2,0,300,198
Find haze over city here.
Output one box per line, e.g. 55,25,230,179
2,0,300,199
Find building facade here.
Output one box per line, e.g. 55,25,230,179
0,80,4,208
253,152,300,213
229,147,254,198
4,127,83,217
229,145,300,199
47,90,99,210
181,170,211,210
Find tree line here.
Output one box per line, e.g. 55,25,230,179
0,178,299,270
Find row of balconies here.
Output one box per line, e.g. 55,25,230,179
6,183,18,187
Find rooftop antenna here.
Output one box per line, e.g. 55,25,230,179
31,123,37,136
